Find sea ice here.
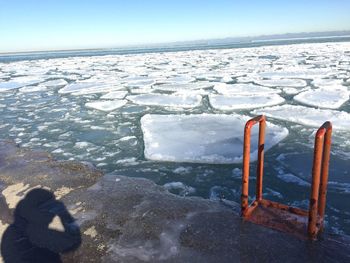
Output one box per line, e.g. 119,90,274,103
124,79,156,88
153,82,213,92
19,85,48,93
0,76,43,91
101,91,128,99
209,94,285,110
85,100,127,112
214,83,281,95
0,81,26,91
255,79,307,88
276,173,310,187
128,94,202,108
141,114,288,164
293,86,349,109
42,79,68,87
252,105,350,131
282,87,309,95
311,78,344,88
162,75,195,84
59,80,119,95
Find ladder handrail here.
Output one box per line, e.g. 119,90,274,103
308,121,332,238
241,115,266,217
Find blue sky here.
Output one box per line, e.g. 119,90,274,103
1,0,350,52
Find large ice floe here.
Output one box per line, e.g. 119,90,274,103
255,79,307,88
141,114,288,164
0,76,44,91
209,94,285,110
127,94,202,108
153,82,214,92
100,90,128,99
253,105,350,131
293,86,349,109
214,83,281,95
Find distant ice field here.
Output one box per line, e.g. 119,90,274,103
1,41,350,235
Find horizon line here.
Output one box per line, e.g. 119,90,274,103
1,29,350,55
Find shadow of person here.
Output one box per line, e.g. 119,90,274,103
1,188,81,263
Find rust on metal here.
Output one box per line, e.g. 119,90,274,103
240,116,332,240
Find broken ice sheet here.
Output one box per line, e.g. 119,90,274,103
0,76,44,91
209,94,284,110
253,105,350,131
100,91,128,99
255,79,307,88
127,94,202,108
141,114,288,164
153,82,213,92
42,79,68,87
214,83,281,95
293,86,349,109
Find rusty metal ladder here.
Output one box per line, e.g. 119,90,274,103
241,115,332,239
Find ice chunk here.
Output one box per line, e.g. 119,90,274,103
252,105,350,130
214,83,281,95
173,89,211,96
311,78,344,88
209,94,285,110
59,81,109,94
153,82,213,92
282,87,309,95
141,114,288,164
85,100,127,112
0,76,43,91
255,79,307,88
276,173,310,186
59,80,122,95
42,79,68,87
162,75,195,84
294,87,349,109
0,81,25,91
124,79,156,88
101,91,128,99
128,94,202,108
19,85,48,93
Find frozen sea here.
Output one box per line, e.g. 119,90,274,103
1,39,350,236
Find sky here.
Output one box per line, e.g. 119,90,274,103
1,0,350,53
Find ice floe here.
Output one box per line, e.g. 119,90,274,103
311,78,344,88
42,79,68,87
162,75,195,84
253,105,350,130
255,79,307,88
282,87,309,95
85,100,127,112
59,81,110,94
18,85,48,93
209,94,285,110
0,76,43,91
101,91,128,99
0,81,26,91
276,173,310,187
128,94,202,108
214,83,281,95
153,82,213,92
141,114,288,164
294,86,349,109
